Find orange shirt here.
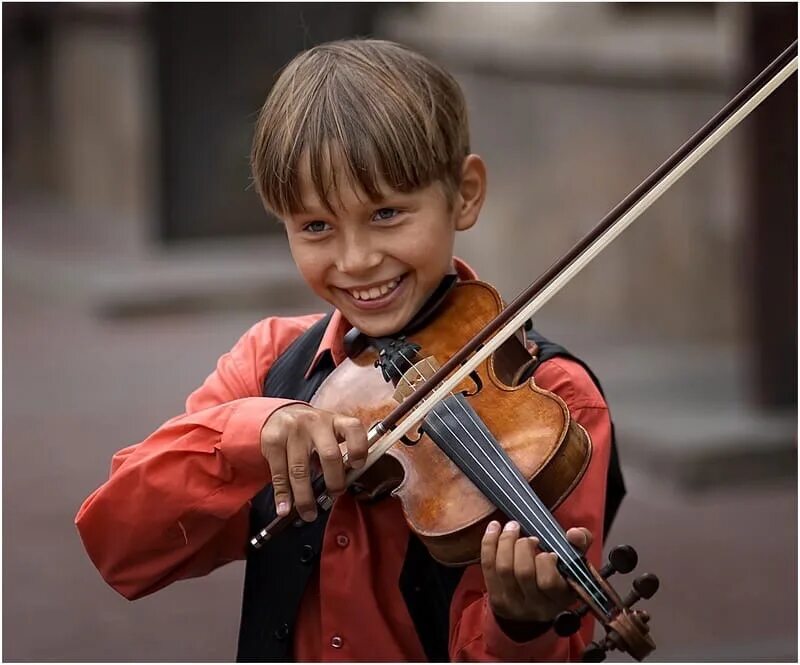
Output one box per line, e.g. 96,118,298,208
75,261,612,661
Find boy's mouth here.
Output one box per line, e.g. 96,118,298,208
337,273,409,311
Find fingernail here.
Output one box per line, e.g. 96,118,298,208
503,521,519,532
351,458,365,469
277,501,289,516
486,521,500,534
301,509,317,522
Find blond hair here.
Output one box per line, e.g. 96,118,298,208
251,39,470,216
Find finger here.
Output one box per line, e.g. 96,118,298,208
262,432,292,517
480,521,503,595
286,427,316,521
513,536,539,596
495,521,524,600
312,423,346,496
535,551,572,605
566,527,593,554
333,415,368,469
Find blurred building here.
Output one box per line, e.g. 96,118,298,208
5,2,795,480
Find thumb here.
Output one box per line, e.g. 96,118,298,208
566,527,593,553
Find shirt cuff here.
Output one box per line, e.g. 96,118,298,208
483,602,564,661
218,397,303,481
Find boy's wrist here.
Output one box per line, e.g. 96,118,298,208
491,611,554,643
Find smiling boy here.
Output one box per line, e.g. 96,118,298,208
77,39,615,661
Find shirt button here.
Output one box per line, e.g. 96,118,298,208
299,544,315,564
335,533,350,548
273,623,289,642
330,635,344,649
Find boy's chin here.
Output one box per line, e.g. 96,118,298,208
346,310,410,338
335,299,417,338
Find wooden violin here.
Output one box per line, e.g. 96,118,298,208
250,40,798,661
315,279,657,661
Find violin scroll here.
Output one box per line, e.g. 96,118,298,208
557,545,658,661
554,545,640,636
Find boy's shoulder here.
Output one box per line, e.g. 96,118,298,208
533,356,608,413
243,313,329,358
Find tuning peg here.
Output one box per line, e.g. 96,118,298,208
582,640,608,662
634,573,659,598
553,605,589,636
599,545,638,578
606,545,638,575
622,572,660,608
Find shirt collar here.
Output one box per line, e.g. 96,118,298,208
304,257,478,378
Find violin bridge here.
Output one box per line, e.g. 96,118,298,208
392,356,440,403
391,357,476,403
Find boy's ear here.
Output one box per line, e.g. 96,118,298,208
454,154,487,231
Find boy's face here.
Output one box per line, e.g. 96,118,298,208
282,155,485,338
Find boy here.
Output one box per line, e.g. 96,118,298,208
77,39,617,662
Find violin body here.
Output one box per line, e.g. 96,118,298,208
311,280,592,565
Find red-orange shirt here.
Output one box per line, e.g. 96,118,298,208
75,261,612,662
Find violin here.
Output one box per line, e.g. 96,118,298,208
250,40,798,661
315,279,656,661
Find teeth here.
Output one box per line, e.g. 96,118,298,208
348,277,401,301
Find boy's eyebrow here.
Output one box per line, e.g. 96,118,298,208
291,191,394,218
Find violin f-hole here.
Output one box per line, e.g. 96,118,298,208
460,370,483,396
400,432,422,446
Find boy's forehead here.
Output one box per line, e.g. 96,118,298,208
295,150,388,214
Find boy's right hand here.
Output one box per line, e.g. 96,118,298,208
260,404,369,521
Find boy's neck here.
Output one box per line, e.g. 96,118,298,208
402,273,459,335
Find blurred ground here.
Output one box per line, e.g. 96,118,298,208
3,198,796,662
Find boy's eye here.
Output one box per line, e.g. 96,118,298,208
372,208,398,222
303,220,330,234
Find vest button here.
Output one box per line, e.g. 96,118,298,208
335,534,350,548
299,544,315,564
330,635,344,649
273,623,289,642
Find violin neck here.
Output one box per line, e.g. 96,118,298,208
421,393,614,616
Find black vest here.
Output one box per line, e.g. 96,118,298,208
236,314,625,662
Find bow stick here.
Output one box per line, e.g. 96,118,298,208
252,39,797,547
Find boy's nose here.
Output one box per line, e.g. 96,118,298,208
336,239,383,275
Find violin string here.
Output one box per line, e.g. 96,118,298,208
395,355,607,611
442,378,600,580
427,404,608,608
421,404,608,611
391,350,608,609
390,350,582,567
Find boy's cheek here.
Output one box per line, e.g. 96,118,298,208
288,249,325,286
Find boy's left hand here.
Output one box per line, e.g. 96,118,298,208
481,520,593,624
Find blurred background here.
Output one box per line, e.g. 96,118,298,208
3,2,797,661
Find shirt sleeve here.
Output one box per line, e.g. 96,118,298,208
74,314,322,601
448,357,612,661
